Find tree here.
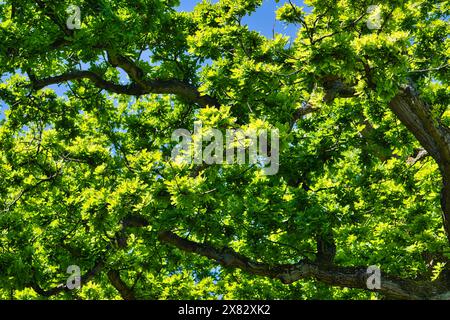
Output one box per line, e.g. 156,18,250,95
0,0,449,300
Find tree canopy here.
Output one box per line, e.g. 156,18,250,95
0,0,449,300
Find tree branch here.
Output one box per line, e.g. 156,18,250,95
106,50,219,107
30,71,145,95
28,215,149,297
320,79,450,244
158,231,450,299
107,270,136,300
31,70,219,107
30,260,104,297
389,85,450,243
28,1,220,108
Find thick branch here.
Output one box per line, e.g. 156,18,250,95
31,71,145,95
30,260,104,297
106,51,219,107
389,86,450,163
389,85,450,242
107,270,136,300
29,1,219,107
31,70,219,107
321,80,450,244
158,231,450,299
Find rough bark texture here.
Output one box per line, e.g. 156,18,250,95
158,231,450,300
389,86,450,243
107,270,136,300
31,69,218,108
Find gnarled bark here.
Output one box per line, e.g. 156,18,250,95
158,231,450,300
30,70,218,108
107,270,136,300
389,86,450,243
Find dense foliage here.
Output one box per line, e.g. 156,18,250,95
0,0,449,299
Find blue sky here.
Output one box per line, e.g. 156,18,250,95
0,1,303,120
178,0,300,39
